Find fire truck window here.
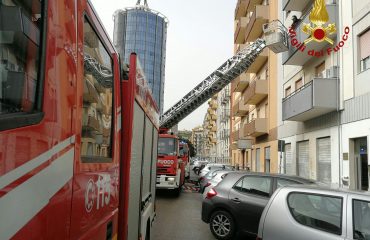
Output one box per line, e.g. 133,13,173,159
0,0,43,115
81,17,113,161
158,138,177,156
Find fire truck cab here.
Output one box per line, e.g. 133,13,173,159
0,1,157,239
156,131,184,194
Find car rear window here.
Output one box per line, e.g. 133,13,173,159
287,193,342,235
353,199,370,240
233,176,271,197
277,178,299,188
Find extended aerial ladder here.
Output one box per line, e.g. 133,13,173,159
160,21,288,129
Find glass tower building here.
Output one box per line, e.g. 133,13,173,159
113,4,168,113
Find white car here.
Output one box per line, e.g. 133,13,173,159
202,170,232,198
199,164,233,179
257,185,370,240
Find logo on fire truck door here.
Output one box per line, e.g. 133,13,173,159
85,174,112,212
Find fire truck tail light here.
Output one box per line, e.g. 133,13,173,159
206,188,217,199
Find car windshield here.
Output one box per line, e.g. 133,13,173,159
158,138,177,156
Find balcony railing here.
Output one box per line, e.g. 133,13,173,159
234,17,249,44
245,5,269,42
283,3,338,66
282,74,338,121
221,109,230,123
243,78,268,105
246,48,268,73
282,0,313,12
233,72,250,92
243,118,268,137
232,98,249,117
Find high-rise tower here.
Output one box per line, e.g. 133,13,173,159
113,1,168,113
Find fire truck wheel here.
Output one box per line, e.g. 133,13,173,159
174,186,181,197
209,210,236,240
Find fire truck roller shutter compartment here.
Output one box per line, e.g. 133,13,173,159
128,102,145,240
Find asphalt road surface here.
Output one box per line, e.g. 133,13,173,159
152,168,254,240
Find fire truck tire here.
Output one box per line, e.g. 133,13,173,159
174,186,181,197
145,222,150,240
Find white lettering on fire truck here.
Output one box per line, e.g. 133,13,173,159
158,159,174,165
85,174,111,212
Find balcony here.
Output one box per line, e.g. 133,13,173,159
235,43,249,53
243,118,268,137
245,5,269,42
246,48,268,73
238,139,253,150
244,79,268,105
233,98,249,117
221,88,230,105
221,110,230,123
234,17,249,44
282,76,338,121
283,0,313,12
232,130,240,142
283,3,338,66
211,126,217,132
233,73,250,92
235,0,248,19
210,101,218,110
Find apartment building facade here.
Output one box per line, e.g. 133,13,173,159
201,95,218,160
231,0,279,172
191,126,204,157
278,0,370,190
216,85,231,164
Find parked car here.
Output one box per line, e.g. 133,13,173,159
201,172,315,239
257,185,370,240
192,160,208,174
198,164,233,179
202,170,232,198
199,169,222,193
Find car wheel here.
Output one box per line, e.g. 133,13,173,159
209,210,235,240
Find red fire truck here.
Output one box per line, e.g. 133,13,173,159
156,130,184,195
0,1,157,239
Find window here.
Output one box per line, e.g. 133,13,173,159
353,199,370,240
288,193,342,235
285,86,291,97
265,147,270,173
233,176,271,197
360,29,370,72
315,61,326,77
295,78,303,90
0,0,44,122
81,17,113,161
158,138,177,156
277,178,298,188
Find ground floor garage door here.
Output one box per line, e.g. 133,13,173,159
317,137,331,184
297,141,309,179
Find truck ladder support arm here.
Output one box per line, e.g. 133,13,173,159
160,39,266,129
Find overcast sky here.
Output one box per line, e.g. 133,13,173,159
91,0,237,130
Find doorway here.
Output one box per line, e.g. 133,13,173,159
354,138,368,191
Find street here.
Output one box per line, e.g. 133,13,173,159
152,171,253,240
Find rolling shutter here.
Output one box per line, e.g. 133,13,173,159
317,137,331,184
297,141,309,179
285,144,293,175
256,148,260,172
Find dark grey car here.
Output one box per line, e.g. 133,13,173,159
201,172,315,239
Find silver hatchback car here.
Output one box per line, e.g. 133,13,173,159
257,185,370,240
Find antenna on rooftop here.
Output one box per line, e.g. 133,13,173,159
136,0,148,7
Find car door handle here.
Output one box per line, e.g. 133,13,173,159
231,198,241,203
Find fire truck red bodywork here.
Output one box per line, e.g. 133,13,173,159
0,1,157,239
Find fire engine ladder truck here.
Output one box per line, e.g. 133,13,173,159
160,20,289,129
